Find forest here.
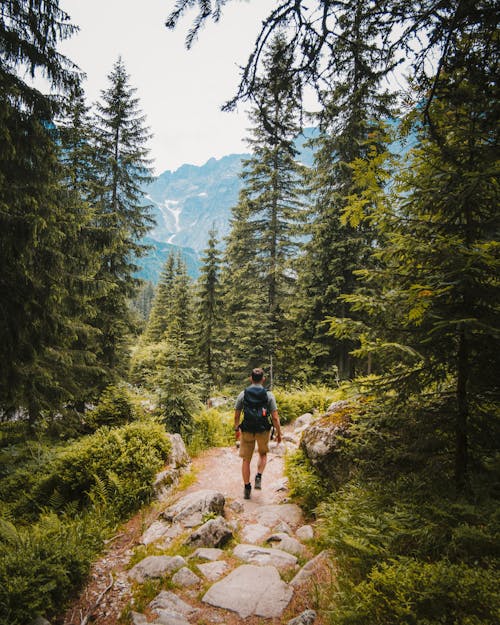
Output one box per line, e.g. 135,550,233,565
0,1,498,624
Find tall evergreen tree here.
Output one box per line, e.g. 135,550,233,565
222,32,304,384
90,57,153,379
332,28,499,488
195,228,223,388
0,1,98,420
289,0,395,381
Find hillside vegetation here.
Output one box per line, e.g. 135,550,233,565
1,1,498,624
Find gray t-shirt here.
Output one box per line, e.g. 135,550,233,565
235,384,278,412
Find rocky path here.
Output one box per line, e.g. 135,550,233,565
60,424,328,625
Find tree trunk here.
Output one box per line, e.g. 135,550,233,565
455,325,469,490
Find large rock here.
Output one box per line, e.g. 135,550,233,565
202,564,293,618
326,399,351,414
233,544,298,570
171,567,201,587
240,522,270,544
294,413,314,429
290,550,330,587
162,489,225,526
167,432,190,467
140,520,171,545
153,468,180,497
149,590,198,616
190,547,223,561
184,516,233,548
128,555,185,583
267,532,305,556
197,560,228,580
254,503,303,528
300,414,351,482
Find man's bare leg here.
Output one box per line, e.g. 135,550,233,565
242,458,251,484
257,452,267,475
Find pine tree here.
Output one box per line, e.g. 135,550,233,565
90,57,153,378
0,2,98,420
222,33,305,384
289,0,395,382
332,29,499,489
195,228,223,388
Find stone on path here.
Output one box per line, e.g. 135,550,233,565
290,550,329,587
267,532,305,556
202,564,293,618
241,522,269,544
197,560,228,581
184,516,233,548
190,547,223,561
140,520,171,545
253,503,303,528
130,613,148,625
171,567,201,587
288,609,318,625
296,524,314,541
149,590,198,616
162,490,225,526
128,555,185,583
233,543,298,569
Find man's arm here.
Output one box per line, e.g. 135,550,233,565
234,409,241,430
271,409,282,444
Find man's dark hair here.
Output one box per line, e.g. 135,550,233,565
251,367,265,383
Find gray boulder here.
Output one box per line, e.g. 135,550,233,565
296,524,314,541
153,468,180,497
290,550,330,587
267,532,305,556
197,560,228,580
300,415,350,482
162,489,225,526
233,543,298,570
288,609,317,625
184,516,233,548
202,564,293,618
171,566,201,587
128,555,185,583
326,399,351,414
149,590,198,616
294,413,314,429
190,547,223,561
254,503,303,528
167,432,190,467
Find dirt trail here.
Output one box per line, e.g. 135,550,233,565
60,433,298,625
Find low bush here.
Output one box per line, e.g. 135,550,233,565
187,407,233,456
0,510,108,625
285,448,328,513
33,421,171,519
85,384,136,430
273,385,344,423
330,559,500,625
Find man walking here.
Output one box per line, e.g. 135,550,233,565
234,367,282,499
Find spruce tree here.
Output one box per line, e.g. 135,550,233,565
222,33,304,384
332,30,499,489
0,1,98,420
195,228,223,388
90,57,153,379
289,0,395,382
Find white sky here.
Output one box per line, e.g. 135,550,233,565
57,0,275,174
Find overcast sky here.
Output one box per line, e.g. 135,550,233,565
57,0,275,174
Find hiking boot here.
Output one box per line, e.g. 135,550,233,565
254,474,262,490
244,483,252,499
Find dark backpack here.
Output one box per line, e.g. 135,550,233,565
241,386,271,433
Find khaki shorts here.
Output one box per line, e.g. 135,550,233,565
239,430,271,461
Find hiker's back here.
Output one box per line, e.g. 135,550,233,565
241,385,271,433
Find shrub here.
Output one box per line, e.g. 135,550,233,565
0,510,108,625
85,384,135,430
273,385,344,423
33,421,171,519
285,448,328,514
187,407,234,456
330,559,500,625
